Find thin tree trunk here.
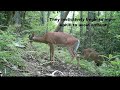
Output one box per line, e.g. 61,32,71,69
80,11,83,37
85,11,95,48
70,11,75,34
5,11,14,25
60,11,64,32
14,11,21,33
104,11,107,53
55,11,69,32
40,11,45,25
98,11,100,17
85,11,91,48
109,11,113,53
46,11,50,32
21,11,26,27
79,11,83,50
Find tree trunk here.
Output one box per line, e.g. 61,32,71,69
55,11,69,32
46,11,50,32
14,11,21,33
79,11,83,50
80,11,83,37
70,11,75,33
98,11,100,17
85,11,91,48
40,11,45,25
21,11,26,26
60,11,64,32
5,11,15,25
84,11,95,48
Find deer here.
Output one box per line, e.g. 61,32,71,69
82,48,103,66
29,32,80,65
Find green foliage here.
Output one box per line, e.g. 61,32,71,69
0,12,7,26
67,58,119,76
98,60,120,76
100,54,120,61
0,28,26,76
78,59,97,74
92,12,120,53
0,30,15,50
75,56,120,76
25,11,57,34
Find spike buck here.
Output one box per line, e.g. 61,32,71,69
29,32,80,64
82,48,103,66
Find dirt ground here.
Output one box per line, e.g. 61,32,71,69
1,47,100,76
20,53,99,77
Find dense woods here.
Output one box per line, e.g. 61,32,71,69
0,11,120,76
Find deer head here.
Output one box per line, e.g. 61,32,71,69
82,48,103,66
29,33,34,40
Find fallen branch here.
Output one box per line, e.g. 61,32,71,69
45,70,64,76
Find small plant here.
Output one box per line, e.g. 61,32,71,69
97,54,120,76
100,54,120,61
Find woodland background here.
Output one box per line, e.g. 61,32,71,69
0,11,120,76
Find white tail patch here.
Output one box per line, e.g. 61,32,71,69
73,39,80,54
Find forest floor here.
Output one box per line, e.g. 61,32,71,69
20,52,99,77
0,44,101,77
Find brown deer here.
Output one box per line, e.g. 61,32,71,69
29,32,80,64
82,48,103,66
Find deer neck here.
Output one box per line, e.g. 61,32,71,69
32,36,46,43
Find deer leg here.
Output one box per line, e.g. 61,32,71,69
50,44,52,62
50,47,51,61
73,40,80,65
68,47,75,63
50,44,54,64
51,44,54,63
73,40,80,55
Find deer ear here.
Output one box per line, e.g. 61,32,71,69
32,33,34,36
29,33,34,40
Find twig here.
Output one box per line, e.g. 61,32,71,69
52,70,64,76
45,70,64,76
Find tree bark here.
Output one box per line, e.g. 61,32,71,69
60,11,64,32
14,11,21,33
70,11,75,33
98,11,100,17
46,11,50,32
40,11,45,25
84,11,94,48
80,11,83,37
54,11,69,32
